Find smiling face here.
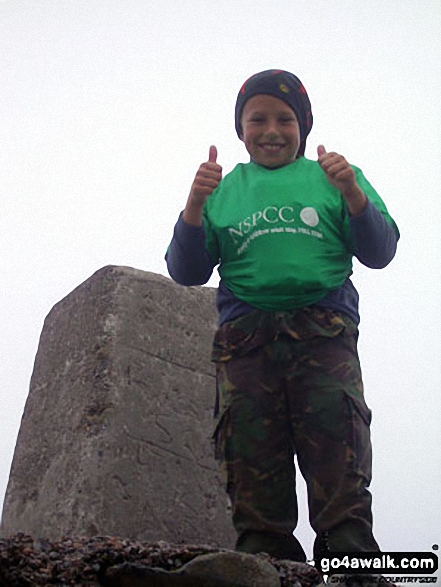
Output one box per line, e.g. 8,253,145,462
239,94,301,168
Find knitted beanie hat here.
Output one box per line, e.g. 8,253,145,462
235,69,313,156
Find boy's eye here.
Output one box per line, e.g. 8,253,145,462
247,115,296,124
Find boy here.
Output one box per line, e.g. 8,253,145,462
165,70,399,565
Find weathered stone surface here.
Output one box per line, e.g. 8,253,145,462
104,551,281,586
0,266,235,546
0,534,322,586
182,551,281,586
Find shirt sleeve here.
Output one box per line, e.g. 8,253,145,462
165,212,217,285
349,200,399,269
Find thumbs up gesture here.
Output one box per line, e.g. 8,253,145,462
317,145,367,215
189,145,223,206
317,144,356,190
183,146,223,226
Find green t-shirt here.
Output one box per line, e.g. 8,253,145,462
202,157,397,311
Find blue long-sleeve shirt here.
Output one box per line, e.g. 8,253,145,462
166,199,398,325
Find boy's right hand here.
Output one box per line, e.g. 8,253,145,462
188,145,223,208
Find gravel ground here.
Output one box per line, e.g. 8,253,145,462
0,533,322,587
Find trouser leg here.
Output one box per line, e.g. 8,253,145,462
283,325,379,558
213,352,306,562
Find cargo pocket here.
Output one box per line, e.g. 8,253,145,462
344,391,373,484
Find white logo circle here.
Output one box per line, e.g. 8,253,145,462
300,207,319,227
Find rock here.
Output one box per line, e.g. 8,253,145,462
104,551,281,586
0,534,321,587
104,563,188,587
182,551,281,586
0,266,235,547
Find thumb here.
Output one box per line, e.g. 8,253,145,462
317,144,327,157
209,145,218,163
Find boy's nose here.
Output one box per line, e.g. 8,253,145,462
264,126,279,139
264,120,280,137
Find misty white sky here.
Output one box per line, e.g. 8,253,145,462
1,0,440,566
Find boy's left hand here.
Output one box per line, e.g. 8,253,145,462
317,145,367,215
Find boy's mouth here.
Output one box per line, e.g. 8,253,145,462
259,143,285,153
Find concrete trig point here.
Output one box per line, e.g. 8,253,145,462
1,266,235,547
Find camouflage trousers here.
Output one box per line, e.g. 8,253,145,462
212,306,379,562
